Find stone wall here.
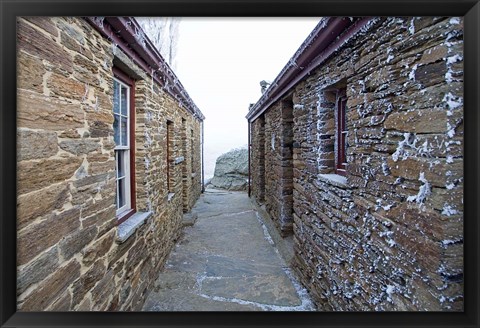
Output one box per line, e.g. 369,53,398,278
17,17,203,311
261,101,295,236
250,17,463,311
250,116,266,202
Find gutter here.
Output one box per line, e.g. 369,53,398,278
86,16,205,121
246,17,374,122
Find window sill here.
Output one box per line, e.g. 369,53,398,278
318,174,348,188
168,192,175,202
116,211,152,244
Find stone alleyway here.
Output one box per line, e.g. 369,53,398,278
142,188,315,311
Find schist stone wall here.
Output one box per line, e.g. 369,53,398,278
250,17,463,311
16,17,203,311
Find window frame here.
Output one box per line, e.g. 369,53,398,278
113,67,136,224
336,88,347,176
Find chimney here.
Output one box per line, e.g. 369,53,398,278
260,80,270,94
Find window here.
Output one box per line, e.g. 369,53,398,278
336,88,347,175
113,69,136,223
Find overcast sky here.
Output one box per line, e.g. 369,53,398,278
175,17,321,178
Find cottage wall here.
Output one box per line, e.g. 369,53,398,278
250,17,463,311
16,17,203,311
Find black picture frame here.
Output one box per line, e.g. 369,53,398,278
1,0,478,327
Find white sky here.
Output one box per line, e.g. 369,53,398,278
175,17,321,178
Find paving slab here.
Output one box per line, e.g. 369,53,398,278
142,189,316,311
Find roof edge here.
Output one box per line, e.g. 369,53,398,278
86,16,205,121
246,17,375,122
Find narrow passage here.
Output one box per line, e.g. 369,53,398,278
142,189,315,311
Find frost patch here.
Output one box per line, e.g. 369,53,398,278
408,64,418,81
384,284,396,302
381,162,390,176
446,183,455,190
145,131,153,146
442,238,462,246
442,204,458,216
409,18,415,35
392,133,417,162
446,123,456,138
407,172,431,204
449,17,460,25
443,93,462,111
382,204,393,211
447,54,463,64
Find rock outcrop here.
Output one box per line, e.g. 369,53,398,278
210,148,249,191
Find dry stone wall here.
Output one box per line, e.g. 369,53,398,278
250,17,463,311
17,17,203,311
261,101,295,236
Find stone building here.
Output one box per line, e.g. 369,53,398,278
247,17,463,311
16,16,204,310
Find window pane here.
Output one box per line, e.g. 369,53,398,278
121,85,128,116
117,151,125,178
121,116,128,146
113,81,120,114
117,177,125,208
113,114,120,145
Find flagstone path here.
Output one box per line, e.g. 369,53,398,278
142,188,315,311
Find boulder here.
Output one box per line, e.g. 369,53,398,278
210,148,249,191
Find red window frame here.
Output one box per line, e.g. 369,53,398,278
113,67,136,224
336,88,347,176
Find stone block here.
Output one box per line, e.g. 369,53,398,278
419,44,448,65
79,196,116,223
48,290,72,311
17,182,70,230
71,261,106,307
91,269,116,309
17,246,59,295
442,243,463,276
82,229,115,266
59,139,101,155
74,54,99,74
415,61,447,87
47,72,86,101
17,18,73,74
388,157,462,187
22,17,59,37
17,129,58,161
17,51,45,93
17,157,82,194
17,90,84,131
59,225,98,260
19,259,80,311
126,238,148,272
17,207,81,265
89,120,111,138
384,108,447,133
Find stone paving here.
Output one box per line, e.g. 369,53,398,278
142,188,316,311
